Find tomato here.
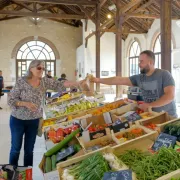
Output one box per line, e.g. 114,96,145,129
63,128,70,135
72,125,78,131
99,126,104,130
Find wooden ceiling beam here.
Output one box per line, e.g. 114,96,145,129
100,28,146,34
78,5,96,24
118,0,142,13
63,5,84,15
0,10,86,19
37,4,51,11
124,0,155,21
91,0,107,17
126,13,180,20
85,19,114,40
12,1,33,11
14,0,97,6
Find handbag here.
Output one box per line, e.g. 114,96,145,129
0,164,32,180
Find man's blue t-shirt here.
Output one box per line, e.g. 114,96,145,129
129,69,177,117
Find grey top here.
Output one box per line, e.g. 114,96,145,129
8,76,66,120
129,69,177,117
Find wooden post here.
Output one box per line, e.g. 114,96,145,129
115,0,123,98
160,0,172,72
96,2,101,92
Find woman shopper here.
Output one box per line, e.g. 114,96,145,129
8,60,80,166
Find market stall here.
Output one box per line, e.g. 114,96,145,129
37,80,180,180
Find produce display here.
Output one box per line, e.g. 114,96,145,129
86,139,117,152
45,129,80,157
90,101,125,116
47,92,83,105
163,120,180,141
115,128,145,144
119,147,180,180
45,144,82,173
62,152,126,180
46,97,99,118
44,129,82,173
87,123,111,133
38,92,180,180
47,124,79,143
144,123,157,130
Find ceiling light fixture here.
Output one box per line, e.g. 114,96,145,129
107,14,112,19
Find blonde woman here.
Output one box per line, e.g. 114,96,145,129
8,60,80,166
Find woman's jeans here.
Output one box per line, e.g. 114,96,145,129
9,115,39,166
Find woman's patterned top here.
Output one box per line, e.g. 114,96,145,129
8,76,66,120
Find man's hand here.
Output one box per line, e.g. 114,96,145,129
90,77,100,83
138,103,151,112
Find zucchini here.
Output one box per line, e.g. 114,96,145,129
51,155,57,170
45,157,52,173
74,144,81,152
45,129,80,157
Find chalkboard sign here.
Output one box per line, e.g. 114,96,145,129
152,132,177,151
103,170,132,180
112,121,130,133
122,111,142,122
56,145,75,162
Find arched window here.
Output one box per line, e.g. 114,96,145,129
129,41,140,76
153,34,174,69
16,40,56,78
153,34,161,68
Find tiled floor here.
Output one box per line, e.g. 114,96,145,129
0,94,180,180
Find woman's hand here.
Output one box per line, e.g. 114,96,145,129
23,102,38,112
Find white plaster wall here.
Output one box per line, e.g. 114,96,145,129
0,17,82,86
77,20,124,79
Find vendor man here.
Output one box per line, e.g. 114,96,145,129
91,50,177,118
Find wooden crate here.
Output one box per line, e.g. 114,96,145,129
111,125,158,152
112,134,157,157
57,146,138,180
157,118,180,132
110,102,137,117
39,148,85,179
78,134,117,152
156,169,180,180
137,112,175,132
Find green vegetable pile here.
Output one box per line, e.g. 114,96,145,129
67,152,110,180
119,147,180,180
119,149,150,168
163,120,180,141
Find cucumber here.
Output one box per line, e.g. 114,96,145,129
51,155,57,170
45,129,80,157
45,157,52,173
74,144,82,152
